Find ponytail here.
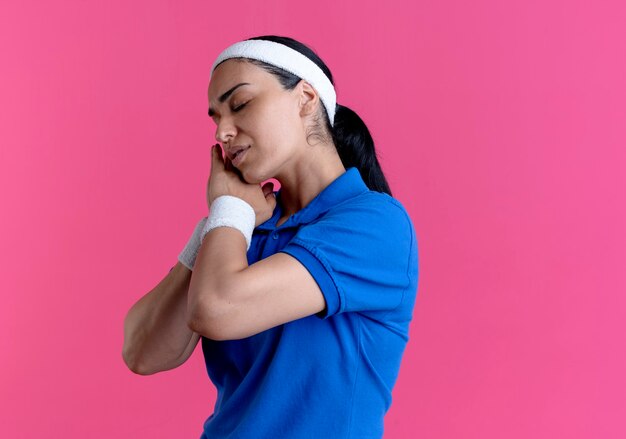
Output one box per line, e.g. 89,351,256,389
330,103,392,196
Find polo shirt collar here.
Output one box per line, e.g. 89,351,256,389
256,166,369,230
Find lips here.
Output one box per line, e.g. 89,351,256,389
231,146,249,166
228,145,250,161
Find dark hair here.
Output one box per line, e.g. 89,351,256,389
215,35,393,196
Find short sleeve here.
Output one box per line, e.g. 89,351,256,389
279,196,416,319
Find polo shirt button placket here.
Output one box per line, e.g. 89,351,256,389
272,232,279,240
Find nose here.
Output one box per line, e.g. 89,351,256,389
214,117,237,144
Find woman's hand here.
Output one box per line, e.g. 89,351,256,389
206,143,277,228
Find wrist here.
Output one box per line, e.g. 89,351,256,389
201,195,255,250
178,216,208,270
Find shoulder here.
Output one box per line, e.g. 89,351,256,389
281,190,418,318
321,190,414,237
288,190,416,270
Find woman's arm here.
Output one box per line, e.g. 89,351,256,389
122,261,201,375
187,227,326,341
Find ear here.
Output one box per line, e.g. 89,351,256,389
297,80,320,119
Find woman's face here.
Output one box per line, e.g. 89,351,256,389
208,59,306,184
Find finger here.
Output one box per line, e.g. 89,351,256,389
224,155,234,172
261,181,274,197
211,143,224,171
266,186,277,208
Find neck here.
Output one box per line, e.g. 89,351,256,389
275,145,346,218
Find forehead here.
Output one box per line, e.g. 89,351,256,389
208,59,274,102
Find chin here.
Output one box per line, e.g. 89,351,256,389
239,167,265,185
241,160,280,186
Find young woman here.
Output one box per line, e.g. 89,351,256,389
123,35,419,439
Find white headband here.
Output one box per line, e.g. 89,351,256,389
211,39,337,126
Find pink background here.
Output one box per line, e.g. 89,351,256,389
1,0,624,437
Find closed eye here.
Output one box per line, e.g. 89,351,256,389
232,102,249,112
209,101,249,124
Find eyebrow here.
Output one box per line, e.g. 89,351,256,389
208,82,251,118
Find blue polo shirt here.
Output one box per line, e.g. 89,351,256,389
199,167,419,439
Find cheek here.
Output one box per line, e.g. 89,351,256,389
255,113,299,150
250,98,302,158
277,104,304,137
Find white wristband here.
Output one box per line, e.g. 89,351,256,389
201,195,255,251
178,216,208,271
